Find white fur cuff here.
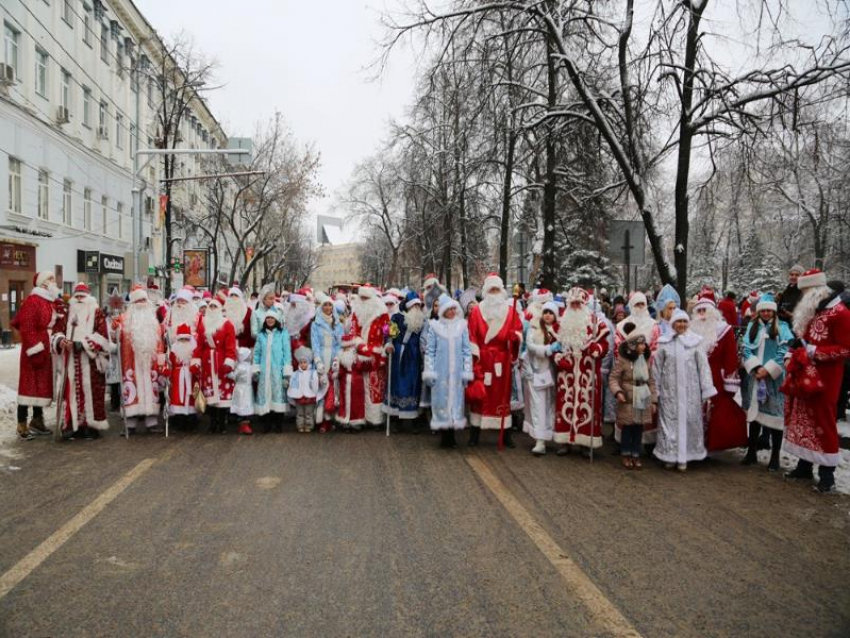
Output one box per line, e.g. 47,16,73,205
26,342,45,357
743,356,761,374
764,359,783,379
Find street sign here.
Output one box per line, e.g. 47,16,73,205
607,221,645,266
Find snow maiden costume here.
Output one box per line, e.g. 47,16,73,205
522,301,560,456
311,294,344,430
652,309,717,469
422,295,474,448
252,307,293,427
741,293,793,470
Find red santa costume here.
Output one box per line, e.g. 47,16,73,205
114,285,166,429
224,285,255,350
553,287,610,451
285,289,314,353
13,273,59,425
350,284,390,426
783,270,850,491
166,323,197,416
467,273,523,434
52,283,112,435
148,283,168,324
193,293,237,409
690,289,747,452
164,287,199,342
335,334,370,429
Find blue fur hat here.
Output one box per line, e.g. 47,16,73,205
654,284,681,314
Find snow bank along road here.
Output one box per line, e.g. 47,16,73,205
0,422,848,637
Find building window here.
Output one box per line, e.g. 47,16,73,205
82,86,91,127
147,77,153,107
100,23,109,64
101,195,108,235
82,4,93,47
61,68,71,112
38,170,49,220
117,201,123,239
129,122,136,156
8,157,22,214
116,40,124,77
62,1,74,26
99,100,108,133
130,56,138,92
84,188,92,229
63,179,72,225
35,49,48,97
4,23,19,78
115,112,123,148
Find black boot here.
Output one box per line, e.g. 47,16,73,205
439,430,457,449
742,422,761,466
208,410,218,434
757,429,771,451
816,466,836,493
502,429,516,449
468,426,480,447
767,429,783,471
785,459,814,480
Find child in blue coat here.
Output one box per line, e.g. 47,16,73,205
252,307,292,433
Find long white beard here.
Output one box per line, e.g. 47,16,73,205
203,307,226,345
558,307,590,351
793,286,833,337
479,291,508,325
168,303,198,338
404,307,425,334
691,316,719,352
224,298,247,334
287,303,313,334
125,303,160,359
68,296,98,335
353,297,387,330
171,339,195,364
338,347,356,370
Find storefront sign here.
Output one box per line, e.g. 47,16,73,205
0,243,35,271
100,253,124,274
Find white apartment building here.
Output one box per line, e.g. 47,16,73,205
0,0,226,332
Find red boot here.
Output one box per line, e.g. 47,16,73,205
238,421,253,435
318,421,332,434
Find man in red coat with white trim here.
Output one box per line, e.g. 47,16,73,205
690,288,747,452
225,285,255,350
192,292,237,433
52,283,113,439
350,284,390,426
12,271,60,439
467,273,523,447
553,287,610,456
783,269,850,492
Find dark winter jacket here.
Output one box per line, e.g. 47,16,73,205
777,284,802,321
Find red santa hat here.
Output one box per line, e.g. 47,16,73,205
358,284,378,299
693,287,716,310
129,284,148,304
747,290,760,304
341,333,357,347
215,289,228,305
34,271,54,288
175,323,192,339
531,288,553,304
422,273,439,288
228,286,244,299
797,268,827,290
566,287,589,305
73,282,91,296
202,290,213,300
482,272,504,294
175,288,193,304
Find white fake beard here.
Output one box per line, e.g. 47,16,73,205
169,303,198,337
204,306,225,343
353,296,387,328
47,283,60,298
338,347,356,370
558,306,590,351
690,313,719,352
479,291,507,325
172,339,195,364
125,302,161,359
793,285,833,337
404,306,425,334
224,297,247,334
287,303,313,334
68,296,97,328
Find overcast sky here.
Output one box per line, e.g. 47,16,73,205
134,0,416,232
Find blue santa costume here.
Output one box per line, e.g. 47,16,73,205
741,293,793,470
384,291,426,424
422,295,474,448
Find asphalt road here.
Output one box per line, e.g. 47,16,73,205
0,419,848,638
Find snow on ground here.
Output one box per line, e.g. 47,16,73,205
839,419,850,439
732,447,850,496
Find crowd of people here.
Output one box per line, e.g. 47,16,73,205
10,265,850,492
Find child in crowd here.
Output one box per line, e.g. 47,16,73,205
252,308,292,433
289,347,323,433
231,346,255,435
609,324,657,469
166,323,198,431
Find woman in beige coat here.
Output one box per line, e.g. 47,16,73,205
609,324,658,469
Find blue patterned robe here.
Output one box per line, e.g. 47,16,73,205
252,327,292,415
384,311,424,419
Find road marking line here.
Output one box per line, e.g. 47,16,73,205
0,457,157,600
465,455,643,638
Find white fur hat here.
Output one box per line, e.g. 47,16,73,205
798,268,827,290
671,309,690,324
482,272,504,294
175,288,193,304
542,301,559,315
438,293,460,318
628,291,647,310
129,285,148,304
34,271,54,288
358,285,378,299
228,286,244,299
294,346,313,362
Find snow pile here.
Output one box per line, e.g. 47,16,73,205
0,383,18,442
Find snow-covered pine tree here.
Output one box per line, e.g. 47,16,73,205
731,228,782,294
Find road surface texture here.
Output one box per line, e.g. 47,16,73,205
1,419,848,637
